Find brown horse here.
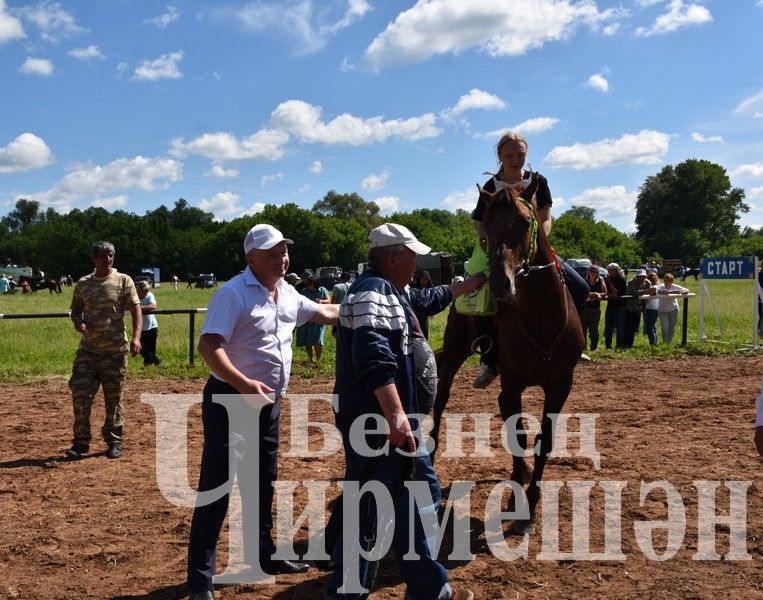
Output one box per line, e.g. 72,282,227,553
431,183,584,534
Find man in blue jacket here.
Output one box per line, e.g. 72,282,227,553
326,223,475,600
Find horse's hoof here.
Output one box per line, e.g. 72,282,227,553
509,519,535,536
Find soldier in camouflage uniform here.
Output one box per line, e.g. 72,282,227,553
66,241,142,460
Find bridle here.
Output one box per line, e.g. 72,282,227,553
487,193,555,277
485,191,569,372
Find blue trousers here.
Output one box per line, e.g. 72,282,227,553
187,377,279,592
325,432,450,600
643,308,659,345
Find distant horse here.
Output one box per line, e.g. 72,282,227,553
431,183,584,534
18,276,59,293
681,267,700,281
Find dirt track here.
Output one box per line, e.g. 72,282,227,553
1,356,762,600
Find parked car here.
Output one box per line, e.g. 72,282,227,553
196,273,217,288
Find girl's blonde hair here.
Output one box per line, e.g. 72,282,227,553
496,131,529,162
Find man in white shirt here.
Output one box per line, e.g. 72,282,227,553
187,224,339,600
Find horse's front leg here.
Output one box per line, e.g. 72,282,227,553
521,372,575,534
497,375,531,486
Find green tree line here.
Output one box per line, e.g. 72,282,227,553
1,159,760,281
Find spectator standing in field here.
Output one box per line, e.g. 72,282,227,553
136,280,161,366
296,275,330,362
623,269,651,348
642,270,660,345
187,224,338,599
656,272,689,344
0,273,9,294
66,241,142,460
172,274,179,290
581,266,607,351
330,271,352,337
604,263,627,349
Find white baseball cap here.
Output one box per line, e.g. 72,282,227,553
636,269,647,277
368,223,431,255
243,224,293,254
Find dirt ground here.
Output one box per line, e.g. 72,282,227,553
1,356,762,600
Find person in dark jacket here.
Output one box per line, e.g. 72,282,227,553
604,263,628,349
327,223,476,600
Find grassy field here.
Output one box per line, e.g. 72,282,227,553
0,277,759,382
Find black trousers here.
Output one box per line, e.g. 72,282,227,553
139,327,160,365
187,376,280,592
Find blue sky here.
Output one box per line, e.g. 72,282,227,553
1,0,762,233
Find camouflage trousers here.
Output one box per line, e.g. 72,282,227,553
69,348,127,446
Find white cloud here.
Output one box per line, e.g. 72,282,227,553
0,0,25,44
479,117,560,139
730,163,763,179
372,195,399,216
602,22,620,36
586,73,609,92
320,0,372,35
340,56,355,72
91,195,128,210
197,191,241,221
362,168,391,192
20,56,52,76
240,201,267,217
170,130,289,161
298,184,311,193
748,186,763,198
635,0,711,37
442,185,478,212
445,88,506,118
28,155,182,210
270,99,439,145
691,132,724,144
13,0,85,42
144,5,180,29
261,172,283,186
309,160,322,174
67,45,104,61
133,50,184,81
0,133,53,173
734,89,763,115
363,0,615,69
216,0,370,56
545,129,670,169
566,185,636,219
205,164,239,178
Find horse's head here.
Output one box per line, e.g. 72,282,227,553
479,184,539,301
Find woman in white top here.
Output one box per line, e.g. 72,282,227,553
655,272,689,344
642,270,661,345
136,280,161,365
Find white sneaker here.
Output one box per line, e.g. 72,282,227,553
473,364,498,389
579,352,591,362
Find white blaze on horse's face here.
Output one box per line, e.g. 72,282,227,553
481,186,537,302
